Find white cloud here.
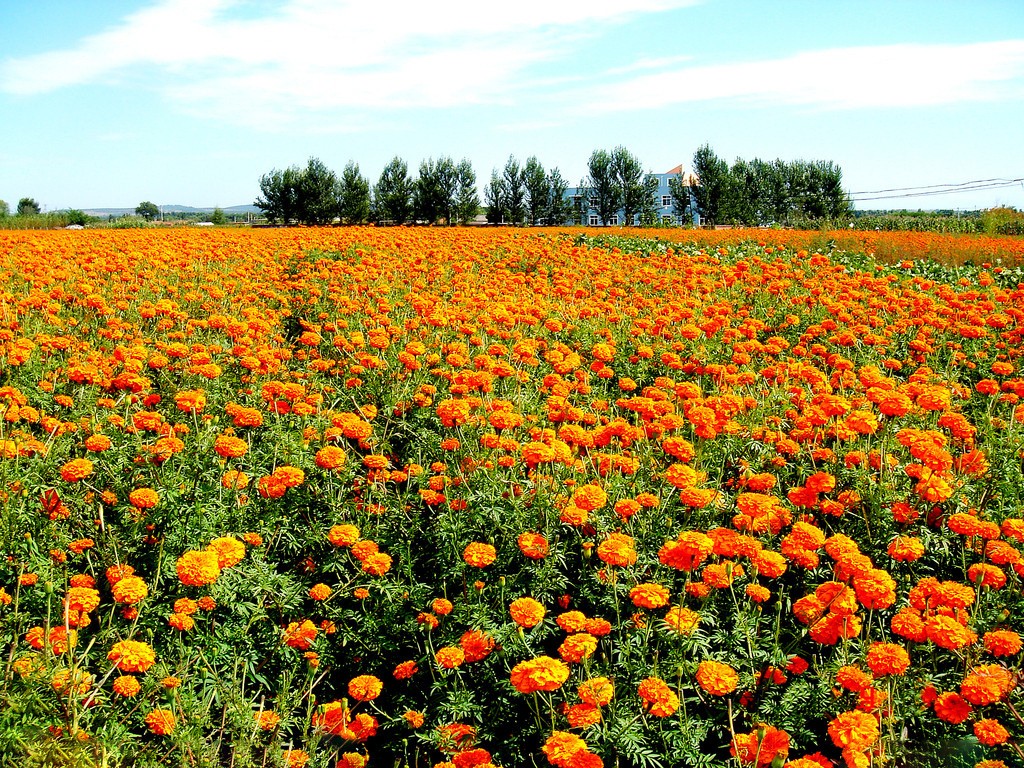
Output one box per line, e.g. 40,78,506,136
0,0,698,128
583,40,1024,112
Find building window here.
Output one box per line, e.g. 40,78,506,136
608,215,618,226
662,214,675,224
589,214,599,226
662,195,672,208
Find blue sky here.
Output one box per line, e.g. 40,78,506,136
2,0,1023,212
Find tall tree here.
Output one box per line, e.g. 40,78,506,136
484,170,507,224
414,157,458,224
637,174,661,226
690,144,731,226
611,146,646,226
523,156,549,225
255,166,302,224
0,200,9,218
546,168,573,226
297,156,338,225
586,150,621,225
338,161,371,224
135,201,159,221
573,178,592,225
453,159,479,225
17,197,41,216
373,157,414,225
502,156,527,226
668,174,693,225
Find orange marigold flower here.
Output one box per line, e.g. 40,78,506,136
572,484,607,512
827,709,879,749
933,691,972,724
542,731,588,767
638,677,680,717
403,709,425,728
696,660,739,696
435,646,465,669
960,664,1015,706
309,583,332,601
731,724,790,766
113,675,141,697
463,542,497,567
664,606,701,635
107,639,156,673
393,660,418,680
517,531,549,559
361,551,392,576
60,458,93,483
176,549,221,587
835,666,873,693
284,620,318,650
597,532,637,567
578,676,615,707
208,536,246,568
510,656,570,694
168,612,194,631
328,523,360,547
865,642,910,677
558,632,597,664
348,674,383,701
111,576,148,605
65,586,101,613
984,630,1022,657
659,530,713,571
255,710,281,731
221,470,250,489
459,629,495,662
311,444,346,470
974,718,1010,747
510,596,546,628
145,708,176,736
629,583,670,609
214,434,248,458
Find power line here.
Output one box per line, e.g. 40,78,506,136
849,178,1023,195
849,178,1024,203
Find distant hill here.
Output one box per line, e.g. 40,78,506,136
82,204,261,217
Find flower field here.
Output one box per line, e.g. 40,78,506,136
2,226,1024,768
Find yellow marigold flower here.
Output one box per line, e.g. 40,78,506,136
176,549,221,587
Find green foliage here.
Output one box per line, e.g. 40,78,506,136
255,165,303,225
297,157,339,226
337,162,371,225
373,157,414,225
0,200,9,219
980,206,1024,236
586,149,621,225
135,201,159,221
209,207,227,226
453,159,479,225
17,197,42,216
413,157,458,225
